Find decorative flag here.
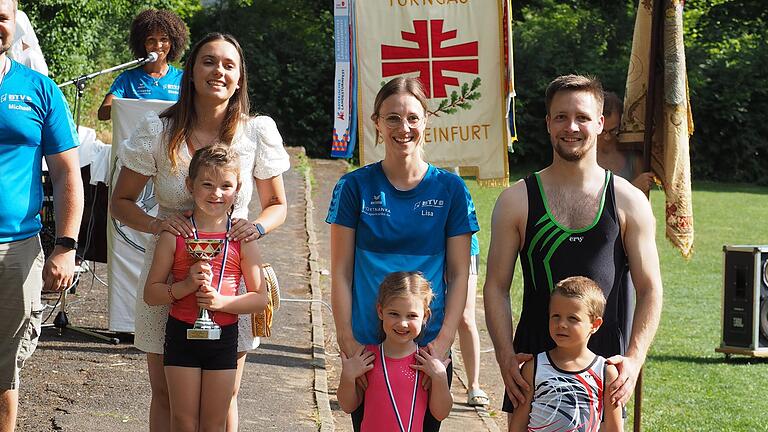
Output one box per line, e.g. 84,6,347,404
620,0,694,257
331,0,358,158
503,0,518,150
355,1,512,186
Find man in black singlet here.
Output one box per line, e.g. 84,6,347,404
483,75,663,428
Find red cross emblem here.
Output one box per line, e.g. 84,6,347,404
381,19,479,99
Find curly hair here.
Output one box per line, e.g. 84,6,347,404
129,9,188,62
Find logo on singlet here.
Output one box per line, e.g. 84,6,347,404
569,236,584,243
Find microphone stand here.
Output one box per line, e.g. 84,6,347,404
44,56,154,345
58,55,155,133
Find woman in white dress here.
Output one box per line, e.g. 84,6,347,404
111,32,289,432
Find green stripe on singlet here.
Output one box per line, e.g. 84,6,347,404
544,231,572,292
526,216,554,292
526,171,612,292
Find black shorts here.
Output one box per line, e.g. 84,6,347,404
164,316,238,370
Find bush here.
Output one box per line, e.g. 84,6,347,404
684,0,768,184
191,0,334,156
509,0,634,169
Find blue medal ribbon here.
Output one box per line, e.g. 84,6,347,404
380,344,419,432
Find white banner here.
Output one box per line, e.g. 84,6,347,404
331,0,357,158
107,98,174,332
356,1,510,185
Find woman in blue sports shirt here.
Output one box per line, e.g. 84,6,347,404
97,9,188,120
327,76,479,431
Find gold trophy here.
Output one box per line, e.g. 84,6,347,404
184,238,225,340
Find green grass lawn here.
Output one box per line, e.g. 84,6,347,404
466,178,768,431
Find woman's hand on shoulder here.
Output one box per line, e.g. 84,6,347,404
340,345,375,383
412,345,450,382
153,211,194,237
339,337,369,390
228,218,262,242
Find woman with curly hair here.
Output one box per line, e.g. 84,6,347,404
97,8,189,120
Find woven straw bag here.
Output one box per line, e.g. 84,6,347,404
252,263,280,337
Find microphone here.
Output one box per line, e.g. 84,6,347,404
136,52,159,67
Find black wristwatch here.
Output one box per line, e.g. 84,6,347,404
55,236,78,251
253,223,266,239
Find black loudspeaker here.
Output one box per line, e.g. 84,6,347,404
717,245,768,356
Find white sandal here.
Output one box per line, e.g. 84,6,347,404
467,388,490,406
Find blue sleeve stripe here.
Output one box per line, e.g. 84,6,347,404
325,178,346,223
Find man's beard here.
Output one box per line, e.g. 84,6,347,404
552,137,595,162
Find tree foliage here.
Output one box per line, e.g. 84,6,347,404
509,0,768,184
509,0,635,168
20,1,199,133
191,0,334,156
22,1,199,81
17,1,767,181
683,0,768,184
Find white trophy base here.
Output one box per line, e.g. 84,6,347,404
187,321,221,340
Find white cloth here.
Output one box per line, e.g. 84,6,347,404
9,11,48,76
41,126,110,180
74,126,111,184
107,99,176,334
87,142,112,185
118,110,290,354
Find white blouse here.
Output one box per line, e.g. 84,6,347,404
119,111,291,218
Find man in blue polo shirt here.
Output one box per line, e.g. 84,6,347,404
0,1,83,429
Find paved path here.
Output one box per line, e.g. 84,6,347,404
17,148,500,431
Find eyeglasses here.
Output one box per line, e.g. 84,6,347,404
380,114,425,129
600,127,620,138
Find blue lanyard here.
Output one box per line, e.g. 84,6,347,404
380,344,419,432
190,215,231,294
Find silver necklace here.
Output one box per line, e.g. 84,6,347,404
149,65,168,86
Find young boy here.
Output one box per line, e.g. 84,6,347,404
509,276,624,432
